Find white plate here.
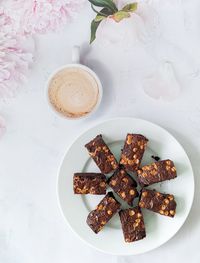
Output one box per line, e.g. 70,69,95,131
57,117,194,255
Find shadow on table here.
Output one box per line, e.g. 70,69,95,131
79,43,115,120
161,128,200,239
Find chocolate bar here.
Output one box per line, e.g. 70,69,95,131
139,189,176,217
85,135,118,174
86,192,121,233
119,207,146,242
120,134,148,172
108,168,138,206
137,159,177,187
73,173,106,195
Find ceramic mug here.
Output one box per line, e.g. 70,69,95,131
46,46,103,119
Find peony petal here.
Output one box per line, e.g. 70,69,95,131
143,61,181,101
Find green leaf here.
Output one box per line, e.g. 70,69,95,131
112,11,130,22
91,5,113,16
88,0,118,12
90,20,101,44
122,3,138,12
99,7,114,16
94,15,106,22
90,7,113,44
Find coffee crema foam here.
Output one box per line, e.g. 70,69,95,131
48,67,99,118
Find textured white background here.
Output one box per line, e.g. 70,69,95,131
1,1,200,262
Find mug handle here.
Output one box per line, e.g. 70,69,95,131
72,45,80,64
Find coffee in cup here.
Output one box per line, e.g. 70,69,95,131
46,46,102,119
48,67,101,119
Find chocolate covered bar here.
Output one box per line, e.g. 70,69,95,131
73,173,106,195
108,168,138,206
139,189,176,217
137,159,177,187
85,135,118,174
86,192,121,233
119,207,146,242
120,134,148,172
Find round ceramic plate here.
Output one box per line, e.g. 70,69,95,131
57,117,194,255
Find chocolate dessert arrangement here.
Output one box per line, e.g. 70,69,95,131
139,189,176,217
73,133,177,243
108,168,138,206
85,134,118,174
119,207,146,242
73,173,106,195
120,134,148,172
87,192,121,233
137,160,177,187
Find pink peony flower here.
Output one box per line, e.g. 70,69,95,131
1,0,86,35
0,10,34,98
24,0,86,35
96,2,160,49
0,0,86,99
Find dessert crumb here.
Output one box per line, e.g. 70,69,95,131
151,155,160,161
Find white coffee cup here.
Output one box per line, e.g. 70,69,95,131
46,46,103,119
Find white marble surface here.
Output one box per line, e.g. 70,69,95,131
1,1,200,262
